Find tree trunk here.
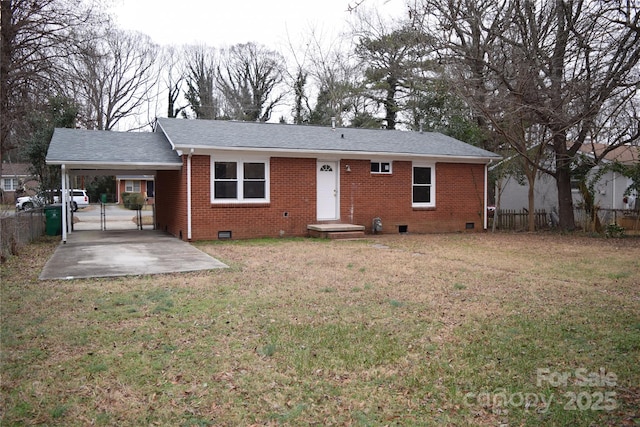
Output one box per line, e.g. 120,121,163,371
0,0,14,157
555,159,576,230
384,77,398,130
527,173,536,232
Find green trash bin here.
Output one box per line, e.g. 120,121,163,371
44,204,63,236
100,193,107,203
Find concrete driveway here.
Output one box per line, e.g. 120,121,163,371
39,229,227,280
72,203,153,231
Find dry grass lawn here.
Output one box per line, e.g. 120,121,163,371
1,233,639,426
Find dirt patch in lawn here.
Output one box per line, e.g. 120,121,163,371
2,233,639,426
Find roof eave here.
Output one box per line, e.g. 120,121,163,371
174,144,500,163
156,121,178,151
46,160,183,170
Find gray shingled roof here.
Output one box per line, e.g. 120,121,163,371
157,117,500,161
47,128,182,168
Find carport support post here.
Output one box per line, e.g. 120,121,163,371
61,164,68,243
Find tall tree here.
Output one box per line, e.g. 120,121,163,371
216,42,286,122
306,32,363,126
66,26,159,130
352,10,431,130
418,0,640,230
407,78,486,145
290,66,310,124
184,45,220,120
0,0,98,160
161,46,187,119
21,96,78,199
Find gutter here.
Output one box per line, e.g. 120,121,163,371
175,145,500,164
484,163,489,230
45,160,182,169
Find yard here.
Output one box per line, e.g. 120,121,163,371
1,233,639,426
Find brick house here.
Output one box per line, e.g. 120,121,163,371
115,175,155,204
47,118,500,241
0,163,38,203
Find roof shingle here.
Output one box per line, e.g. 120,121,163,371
47,128,182,167
157,117,500,161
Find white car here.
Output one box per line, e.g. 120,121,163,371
54,189,90,211
16,189,89,212
15,194,46,211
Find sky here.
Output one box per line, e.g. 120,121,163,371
109,0,409,49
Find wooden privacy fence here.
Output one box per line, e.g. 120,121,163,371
574,208,640,232
493,209,549,231
0,208,45,262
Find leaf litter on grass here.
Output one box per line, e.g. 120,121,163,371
1,233,639,425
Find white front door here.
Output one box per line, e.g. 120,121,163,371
317,161,339,220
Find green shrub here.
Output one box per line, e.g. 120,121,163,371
121,192,144,210
605,223,625,238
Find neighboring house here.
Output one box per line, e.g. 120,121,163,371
0,163,38,203
498,144,639,213
116,175,155,204
46,118,500,241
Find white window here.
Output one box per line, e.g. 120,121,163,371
2,178,18,191
371,161,392,174
412,164,435,207
125,180,141,192
211,156,269,203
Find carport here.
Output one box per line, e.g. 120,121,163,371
42,127,228,279
46,128,183,243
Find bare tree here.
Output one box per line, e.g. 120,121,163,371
418,0,640,230
0,0,99,159
183,45,220,120
216,42,286,122
305,30,363,126
66,25,159,131
282,33,313,125
161,46,188,119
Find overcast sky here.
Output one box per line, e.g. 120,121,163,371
109,0,408,48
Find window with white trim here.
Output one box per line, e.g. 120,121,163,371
412,164,435,207
371,161,392,174
211,156,269,203
125,180,141,192
2,178,19,191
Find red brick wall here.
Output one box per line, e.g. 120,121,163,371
156,155,487,241
190,156,317,240
340,160,486,234
156,159,188,238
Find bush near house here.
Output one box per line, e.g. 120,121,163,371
121,192,144,210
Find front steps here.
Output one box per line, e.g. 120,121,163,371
307,224,366,239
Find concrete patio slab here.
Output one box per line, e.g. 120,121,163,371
39,230,227,280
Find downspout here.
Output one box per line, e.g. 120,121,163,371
61,164,67,243
484,163,489,230
187,148,194,240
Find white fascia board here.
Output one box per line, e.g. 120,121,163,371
178,145,499,164
46,160,182,170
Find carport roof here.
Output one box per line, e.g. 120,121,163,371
46,128,183,170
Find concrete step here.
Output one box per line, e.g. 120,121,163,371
307,224,366,239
